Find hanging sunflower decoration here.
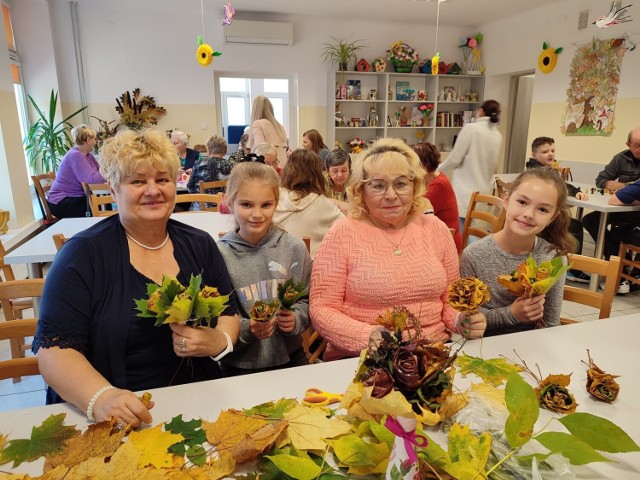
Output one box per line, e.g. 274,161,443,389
538,42,563,74
196,35,221,67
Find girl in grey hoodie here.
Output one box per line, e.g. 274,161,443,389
218,162,312,375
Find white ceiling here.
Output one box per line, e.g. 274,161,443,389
75,0,569,27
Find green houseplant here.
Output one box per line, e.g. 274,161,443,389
23,90,87,173
321,36,365,72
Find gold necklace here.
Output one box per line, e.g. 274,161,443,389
379,224,409,256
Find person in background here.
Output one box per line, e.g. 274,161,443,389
310,138,484,361
302,129,329,162
228,133,251,166
253,143,281,176
33,129,239,426
187,135,232,210
412,142,462,254
438,100,503,231
324,149,351,214
582,127,640,260
47,124,105,218
460,168,574,336
218,162,311,376
247,96,289,168
274,148,344,258
192,144,207,154
525,136,590,284
170,130,200,174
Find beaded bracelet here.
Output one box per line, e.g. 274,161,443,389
86,385,116,422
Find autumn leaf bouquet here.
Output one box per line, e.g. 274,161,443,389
249,300,280,322
135,274,229,327
498,255,569,299
342,307,464,427
277,277,308,311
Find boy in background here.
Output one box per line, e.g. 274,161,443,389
525,137,591,283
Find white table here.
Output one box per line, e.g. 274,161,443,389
1,315,638,478
566,194,640,290
4,212,235,279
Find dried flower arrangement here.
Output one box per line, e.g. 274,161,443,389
115,88,166,130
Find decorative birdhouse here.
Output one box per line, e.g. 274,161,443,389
373,57,387,72
448,62,462,75
356,58,371,72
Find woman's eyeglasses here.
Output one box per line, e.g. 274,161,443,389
365,177,413,196
238,153,265,164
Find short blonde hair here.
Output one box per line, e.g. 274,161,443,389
99,129,180,189
71,124,96,145
347,138,427,219
206,135,227,156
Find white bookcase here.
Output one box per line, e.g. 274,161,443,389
327,71,485,153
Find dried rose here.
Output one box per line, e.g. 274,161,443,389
415,340,451,380
277,277,308,310
500,256,569,298
536,373,577,414
392,345,423,390
250,300,280,322
584,353,620,403
363,368,394,398
447,277,490,313
200,286,220,298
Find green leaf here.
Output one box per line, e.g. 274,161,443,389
558,412,640,453
329,434,389,467
504,373,539,448
455,353,523,385
242,398,298,419
369,420,395,450
165,414,206,461
543,41,548,50
444,423,491,480
185,443,207,467
417,433,449,467
265,454,321,480
534,431,612,465
0,414,80,468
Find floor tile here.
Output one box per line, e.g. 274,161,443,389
0,390,46,412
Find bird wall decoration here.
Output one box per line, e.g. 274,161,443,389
593,3,633,29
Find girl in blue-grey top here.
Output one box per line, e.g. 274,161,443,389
460,168,575,336
218,161,312,375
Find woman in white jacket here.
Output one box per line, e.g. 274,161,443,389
437,99,503,230
274,149,344,258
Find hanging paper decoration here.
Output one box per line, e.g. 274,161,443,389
222,0,235,26
593,3,632,29
196,35,221,67
537,42,563,74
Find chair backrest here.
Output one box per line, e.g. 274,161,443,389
302,236,311,253
198,180,228,194
83,183,117,217
0,278,45,381
561,254,621,324
0,240,16,282
31,173,57,225
494,178,512,200
617,243,640,288
52,233,68,251
175,193,222,212
302,327,328,364
461,191,506,249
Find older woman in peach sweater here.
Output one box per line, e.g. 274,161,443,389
310,138,485,361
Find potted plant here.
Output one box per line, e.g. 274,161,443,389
23,90,87,173
321,36,365,72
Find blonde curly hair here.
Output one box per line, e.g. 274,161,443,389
346,138,427,219
99,129,179,190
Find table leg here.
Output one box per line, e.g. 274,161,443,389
588,212,609,291
27,263,43,316
574,206,584,221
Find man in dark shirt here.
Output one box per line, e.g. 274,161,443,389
582,127,640,252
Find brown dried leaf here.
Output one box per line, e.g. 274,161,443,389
231,421,288,464
202,410,268,455
139,392,153,407
44,419,126,472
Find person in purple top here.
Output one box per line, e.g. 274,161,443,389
48,124,106,218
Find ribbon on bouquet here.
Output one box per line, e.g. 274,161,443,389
385,416,428,463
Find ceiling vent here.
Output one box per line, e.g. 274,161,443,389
577,8,590,30
224,20,293,46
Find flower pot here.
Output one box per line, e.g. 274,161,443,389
393,65,413,73
421,117,429,127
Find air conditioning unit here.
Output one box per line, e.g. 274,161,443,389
224,20,293,46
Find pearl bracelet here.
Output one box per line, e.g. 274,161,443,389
86,385,116,422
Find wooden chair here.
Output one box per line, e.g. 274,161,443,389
198,180,228,194
302,328,328,364
0,319,39,381
83,183,117,217
31,173,58,226
461,192,506,249
560,254,621,325
175,193,222,212
1,240,33,326
0,278,45,382
616,243,640,290
52,233,68,251
494,178,512,200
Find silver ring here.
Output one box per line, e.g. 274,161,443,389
179,338,185,348
114,422,125,431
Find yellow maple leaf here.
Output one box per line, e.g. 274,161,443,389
283,403,352,450
359,386,413,418
416,392,467,427
44,420,126,472
204,452,236,480
128,424,184,469
202,409,268,455
470,383,507,410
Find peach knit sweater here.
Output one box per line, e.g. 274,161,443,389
310,215,459,360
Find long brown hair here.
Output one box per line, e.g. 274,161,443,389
303,129,328,153
281,149,326,197
508,168,576,255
